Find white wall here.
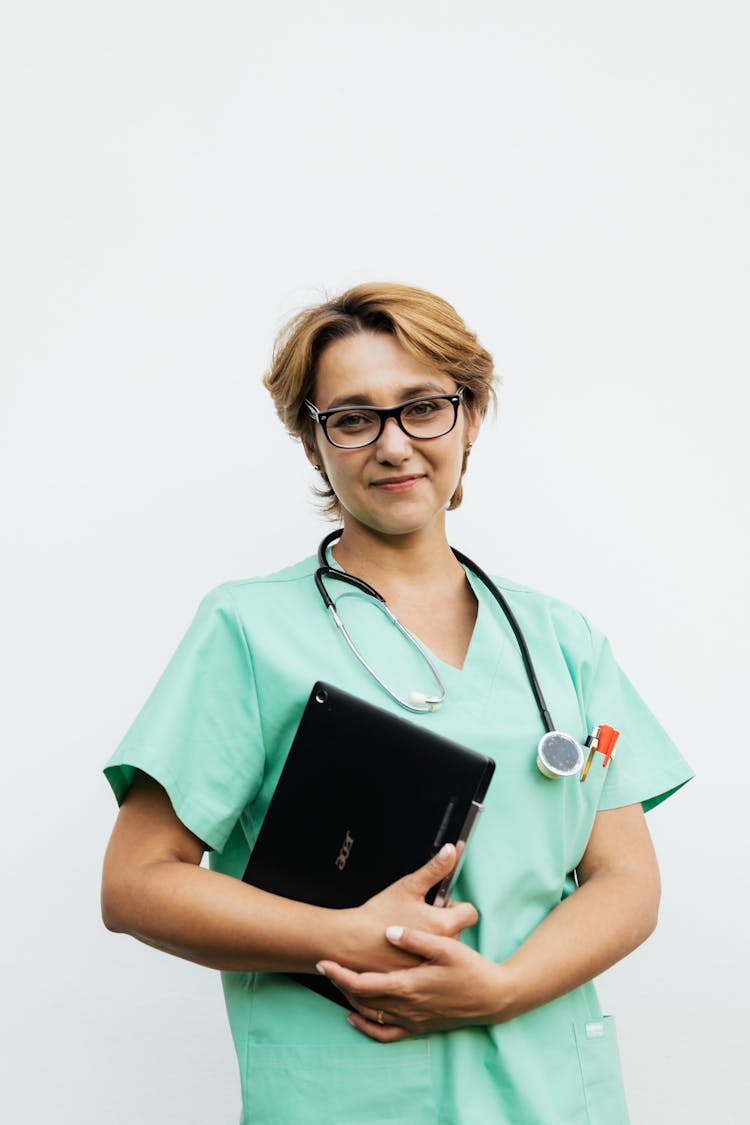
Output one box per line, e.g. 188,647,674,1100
2,3,747,1122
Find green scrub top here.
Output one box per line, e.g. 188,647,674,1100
105,552,693,1125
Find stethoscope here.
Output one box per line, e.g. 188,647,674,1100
315,529,598,780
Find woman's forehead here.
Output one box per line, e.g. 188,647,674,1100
314,331,454,407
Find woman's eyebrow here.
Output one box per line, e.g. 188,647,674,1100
324,383,450,410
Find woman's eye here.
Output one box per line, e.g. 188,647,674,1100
331,411,372,430
405,399,440,418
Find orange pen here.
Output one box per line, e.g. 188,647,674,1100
580,724,620,782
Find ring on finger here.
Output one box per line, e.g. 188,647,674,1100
375,1009,384,1025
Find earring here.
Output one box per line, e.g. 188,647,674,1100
313,464,321,471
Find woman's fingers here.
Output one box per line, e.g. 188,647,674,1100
318,927,453,997
322,929,482,1039
399,845,478,933
316,960,402,998
347,1011,410,1042
400,843,456,897
443,900,479,932
385,924,453,961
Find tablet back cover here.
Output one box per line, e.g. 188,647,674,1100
242,681,495,1006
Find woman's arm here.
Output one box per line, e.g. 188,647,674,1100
101,772,478,975
318,802,661,1040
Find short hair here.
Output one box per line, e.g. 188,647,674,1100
263,281,498,517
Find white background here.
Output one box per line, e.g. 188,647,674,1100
2,3,748,1122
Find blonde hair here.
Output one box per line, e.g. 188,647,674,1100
263,282,498,517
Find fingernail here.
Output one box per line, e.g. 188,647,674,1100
347,1014,357,1026
438,843,452,860
315,962,327,976
386,925,404,942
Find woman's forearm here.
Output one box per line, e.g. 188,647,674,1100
492,805,662,1022
490,865,660,1023
101,820,475,977
100,773,354,974
103,857,355,973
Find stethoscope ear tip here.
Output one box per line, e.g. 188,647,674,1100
407,690,443,712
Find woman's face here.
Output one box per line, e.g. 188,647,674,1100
308,331,480,541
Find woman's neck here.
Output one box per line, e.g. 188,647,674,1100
329,521,479,670
330,521,465,599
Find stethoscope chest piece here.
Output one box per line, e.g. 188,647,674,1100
536,731,584,779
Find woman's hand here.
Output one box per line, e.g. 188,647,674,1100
339,843,479,974
322,804,663,1040
317,925,510,1041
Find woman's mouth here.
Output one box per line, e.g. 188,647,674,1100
370,475,424,492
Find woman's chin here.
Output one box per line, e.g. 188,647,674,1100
341,505,448,542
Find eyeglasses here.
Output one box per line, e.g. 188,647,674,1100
305,386,466,449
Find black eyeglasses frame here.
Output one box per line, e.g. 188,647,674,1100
304,386,466,450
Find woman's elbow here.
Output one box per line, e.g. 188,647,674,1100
100,865,134,934
100,773,203,936
101,900,123,933
647,882,662,938
632,864,662,947
100,844,152,936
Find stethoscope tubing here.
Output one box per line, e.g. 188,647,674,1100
449,547,554,735
315,529,555,733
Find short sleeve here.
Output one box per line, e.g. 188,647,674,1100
104,586,265,852
581,621,694,813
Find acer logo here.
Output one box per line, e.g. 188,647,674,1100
335,830,354,871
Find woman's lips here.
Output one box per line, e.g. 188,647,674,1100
371,475,424,492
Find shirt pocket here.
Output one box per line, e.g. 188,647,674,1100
242,1039,437,1125
573,1015,630,1125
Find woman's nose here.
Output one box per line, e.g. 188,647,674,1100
375,417,412,461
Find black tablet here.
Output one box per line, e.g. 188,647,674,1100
242,681,495,1006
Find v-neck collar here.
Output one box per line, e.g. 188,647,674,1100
322,545,509,697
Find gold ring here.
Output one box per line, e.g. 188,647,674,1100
376,1010,384,1025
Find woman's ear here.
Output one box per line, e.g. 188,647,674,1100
466,403,482,448
303,438,323,473
305,438,330,479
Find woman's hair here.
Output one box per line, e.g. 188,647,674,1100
263,282,498,517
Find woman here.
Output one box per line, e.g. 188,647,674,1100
102,282,692,1123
